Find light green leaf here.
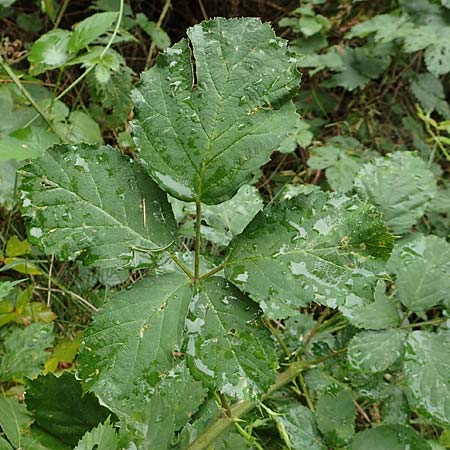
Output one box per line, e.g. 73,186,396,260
225,191,393,319
404,331,450,425
0,437,12,450
73,420,117,450
136,13,171,49
275,404,326,450
28,29,71,74
349,425,432,450
20,143,176,269
387,234,450,312
410,73,450,118
355,152,437,234
186,277,278,398
340,280,400,330
0,323,54,381
26,373,110,446
308,136,366,192
316,386,356,446
21,426,70,450
131,17,300,204
55,111,103,144
0,160,21,208
0,396,32,448
381,385,409,425
68,12,118,53
347,328,405,373
170,184,264,246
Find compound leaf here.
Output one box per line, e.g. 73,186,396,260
404,331,450,426
347,328,405,373
225,191,393,319
26,373,110,446
387,234,450,313
131,17,300,204
354,152,436,234
21,143,176,269
349,425,432,450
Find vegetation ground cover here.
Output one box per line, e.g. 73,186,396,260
0,0,450,449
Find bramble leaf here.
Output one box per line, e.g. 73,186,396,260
21,143,176,269
131,17,300,204
316,386,356,446
404,331,450,425
387,234,450,313
354,152,436,234
347,329,405,373
26,373,110,446
73,419,117,450
0,323,53,381
349,425,432,450
225,191,393,319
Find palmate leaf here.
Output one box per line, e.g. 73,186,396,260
78,273,277,414
224,191,394,319
404,331,450,426
131,17,300,204
20,143,176,269
354,152,436,234
387,234,450,313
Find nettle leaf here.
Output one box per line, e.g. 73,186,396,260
73,419,117,450
349,425,432,450
316,386,356,446
347,328,405,373
354,152,437,234
404,331,450,425
0,323,53,381
275,404,326,450
68,12,118,53
21,143,176,269
131,17,300,204
186,277,278,397
0,396,32,448
225,191,393,319
387,234,450,313
79,273,277,410
26,373,110,446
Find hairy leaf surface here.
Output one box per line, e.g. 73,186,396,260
21,143,176,268
354,152,436,234
404,331,450,425
225,192,393,318
132,17,300,204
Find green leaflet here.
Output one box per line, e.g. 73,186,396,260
78,273,276,414
316,386,356,446
20,143,176,269
0,323,54,381
354,152,437,234
26,373,110,446
347,328,405,373
0,396,32,448
131,17,300,204
349,425,432,450
0,437,12,450
275,404,326,450
387,234,450,313
73,419,117,450
404,331,450,425
225,191,393,319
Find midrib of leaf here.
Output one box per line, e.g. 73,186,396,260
3,399,22,448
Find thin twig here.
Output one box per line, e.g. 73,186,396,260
47,255,54,307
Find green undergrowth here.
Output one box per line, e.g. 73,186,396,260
0,1,449,449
